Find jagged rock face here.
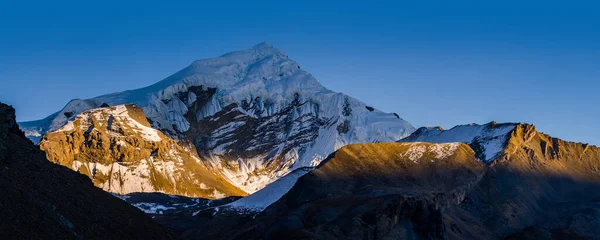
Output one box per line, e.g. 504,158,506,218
462,124,600,239
39,104,246,199
501,124,600,180
185,92,338,193
0,104,21,137
0,102,173,239
402,123,600,239
21,43,415,193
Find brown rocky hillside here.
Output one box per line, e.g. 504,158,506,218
39,104,246,199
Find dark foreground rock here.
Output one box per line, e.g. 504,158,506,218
0,102,173,239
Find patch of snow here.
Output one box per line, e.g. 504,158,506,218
397,142,462,163
428,142,461,159
71,159,182,195
110,105,162,142
111,194,131,201
211,207,220,216
210,189,227,199
132,202,176,214
400,143,426,163
23,130,42,137
401,123,516,162
116,140,127,146
226,168,312,212
55,121,74,132
51,105,163,143
199,183,210,190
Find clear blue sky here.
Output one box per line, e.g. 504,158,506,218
1,0,598,145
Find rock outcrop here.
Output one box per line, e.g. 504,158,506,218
39,104,246,199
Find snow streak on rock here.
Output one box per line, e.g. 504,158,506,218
400,122,516,162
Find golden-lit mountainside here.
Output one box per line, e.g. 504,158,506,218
476,123,600,239
191,124,600,240
499,123,600,180
39,104,246,199
184,142,486,239
306,142,484,193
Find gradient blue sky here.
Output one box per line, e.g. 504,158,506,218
1,1,598,145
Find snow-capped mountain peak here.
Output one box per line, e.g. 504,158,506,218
21,43,415,194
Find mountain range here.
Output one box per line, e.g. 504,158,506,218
6,43,600,239
165,122,600,239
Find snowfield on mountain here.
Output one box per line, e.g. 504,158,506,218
400,122,517,162
225,167,313,212
22,42,415,194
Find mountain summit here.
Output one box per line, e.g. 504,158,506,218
22,43,415,194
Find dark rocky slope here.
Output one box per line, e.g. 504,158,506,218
403,123,600,239
0,102,173,239
453,124,600,239
181,142,485,239
174,123,600,240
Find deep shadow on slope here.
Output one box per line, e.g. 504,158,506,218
181,142,487,239
250,124,600,239
197,172,600,240
446,168,600,239
0,103,173,239
444,123,600,239
175,126,600,240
